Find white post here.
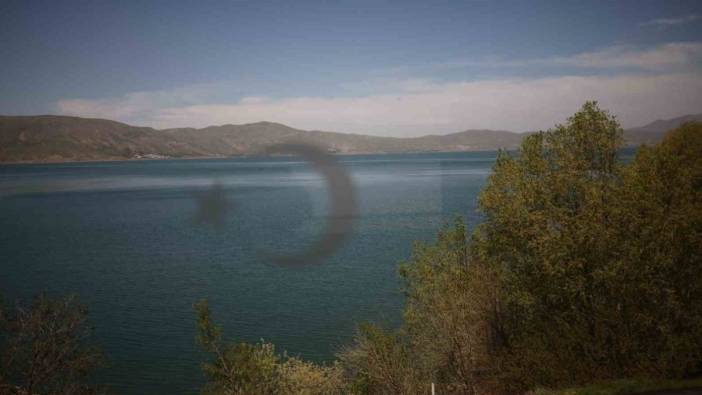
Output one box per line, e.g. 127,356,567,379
431,382,435,395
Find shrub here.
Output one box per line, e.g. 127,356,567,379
194,299,345,395
338,322,422,395
0,293,105,395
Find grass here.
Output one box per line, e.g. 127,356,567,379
530,378,702,395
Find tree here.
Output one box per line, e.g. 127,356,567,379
398,218,504,394
0,294,105,395
609,121,702,377
472,101,626,386
473,102,702,387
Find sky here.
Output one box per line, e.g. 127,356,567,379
1,0,702,136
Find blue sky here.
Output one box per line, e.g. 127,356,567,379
2,0,702,136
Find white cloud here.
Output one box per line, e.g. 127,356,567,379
57,83,218,124
430,42,702,72
641,14,700,27
57,72,702,136
549,42,702,71
57,43,702,137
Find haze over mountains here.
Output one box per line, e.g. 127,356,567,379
1,113,700,163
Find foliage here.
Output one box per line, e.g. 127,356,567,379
473,102,702,388
194,299,344,395
472,101,630,386
610,121,702,377
338,322,421,395
398,218,505,394
337,218,507,395
277,356,345,395
0,293,105,395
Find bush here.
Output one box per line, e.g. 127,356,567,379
194,299,345,395
0,293,105,395
277,356,345,395
338,322,421,395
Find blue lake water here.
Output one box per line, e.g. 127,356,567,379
0,151,502,394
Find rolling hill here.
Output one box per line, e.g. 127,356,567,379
623,113,702,146
0,113,699,163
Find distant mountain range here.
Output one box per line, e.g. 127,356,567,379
1,113,700,163
622,113,702,146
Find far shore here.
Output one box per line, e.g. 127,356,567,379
0,147,512,166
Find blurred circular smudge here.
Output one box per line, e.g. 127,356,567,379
260,142,358,267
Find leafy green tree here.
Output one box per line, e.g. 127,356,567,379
0,293,105,395
473,101,626,386
473,102,702,387
608,121,702,377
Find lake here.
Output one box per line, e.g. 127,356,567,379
0,151,499,394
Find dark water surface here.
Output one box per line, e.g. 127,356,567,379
0,152,499,394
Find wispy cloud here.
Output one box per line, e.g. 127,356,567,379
56,82,222,123
641,14,700,27
57,72,702,136
549,42,702,70
427,42,702,72
57,42,702,136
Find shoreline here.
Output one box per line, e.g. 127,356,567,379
0,148,508,166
